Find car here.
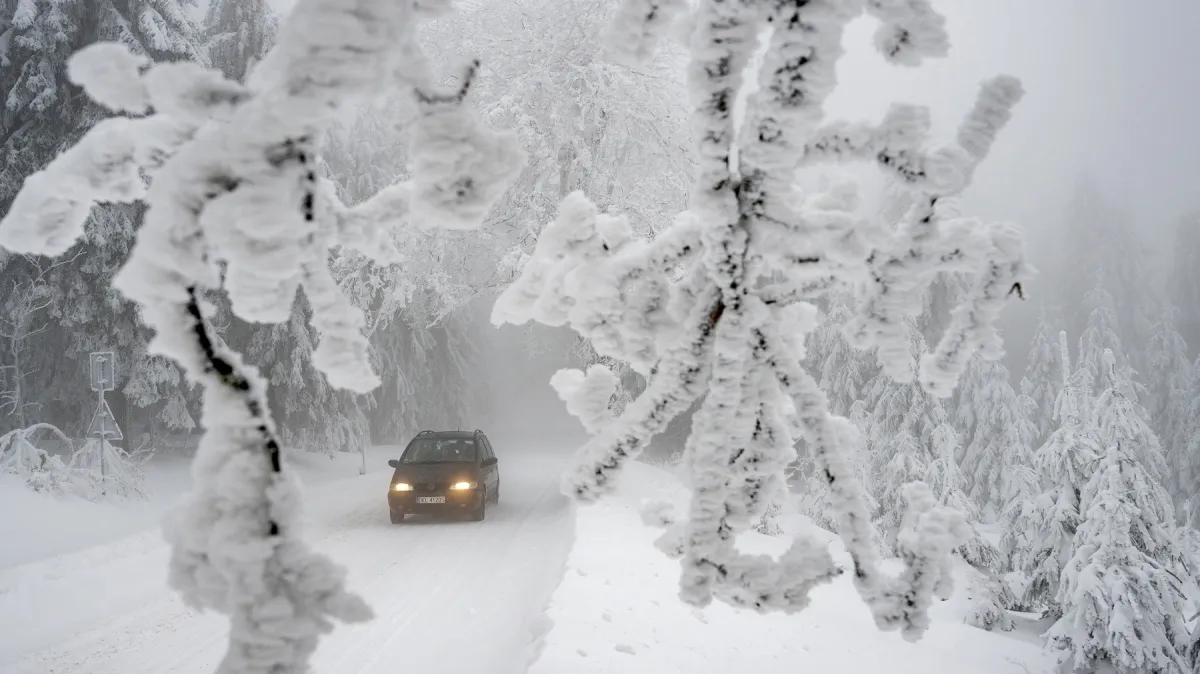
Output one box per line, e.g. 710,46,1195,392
386,429,500,523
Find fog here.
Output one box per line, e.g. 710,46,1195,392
269,0,1200,379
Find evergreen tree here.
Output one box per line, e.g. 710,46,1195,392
202,0,278,82
1078,281,1128,386
1011,332,1103,615
863,325,997,566
1179,356,1200,528
815,294,872,418
1144,307,1195,510
958,356,1029,518
1022,304,1062,443
1047,442,1193,674
1092,349,1170,487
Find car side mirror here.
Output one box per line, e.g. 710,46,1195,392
483,457,498,467
387,459,399,468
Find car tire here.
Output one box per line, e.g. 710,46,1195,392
471,491,486,522
390,509,405,524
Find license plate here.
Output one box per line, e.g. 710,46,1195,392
417,496,445,504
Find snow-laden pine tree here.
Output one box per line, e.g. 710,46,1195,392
431,0,694,244
0,0,525,670
1023,304,1062,443
816,292,874,418
1091,349,1170,490
1010,332,1103,615
498,0,1028,632
1047,438,1194,674
1143,307,1195,511
203,0,278,82
862,326,944,547
863,328,999,569
957,356,1030,518
1078,280,1129,385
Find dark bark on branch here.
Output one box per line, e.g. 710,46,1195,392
184,286,283,536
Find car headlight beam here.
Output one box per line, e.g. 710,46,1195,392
392,482,413,492
450,481,477,491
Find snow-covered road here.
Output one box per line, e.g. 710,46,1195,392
0,446,575,674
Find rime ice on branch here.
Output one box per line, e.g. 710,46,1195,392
0,0,522,672
494,0,1027,639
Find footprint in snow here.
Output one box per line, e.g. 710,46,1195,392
615,644,636,655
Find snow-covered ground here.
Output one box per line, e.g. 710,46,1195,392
0,441,575,674
530,462,1058,674
2,436,1061,674
0,447,369,569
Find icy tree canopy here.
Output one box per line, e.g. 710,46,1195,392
495,0,1028,640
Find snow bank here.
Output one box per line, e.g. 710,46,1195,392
531,462,1055,674
0,446,382,569
0,447,394,661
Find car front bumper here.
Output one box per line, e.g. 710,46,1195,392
388,488,482,515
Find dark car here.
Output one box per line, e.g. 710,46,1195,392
386,430,500,523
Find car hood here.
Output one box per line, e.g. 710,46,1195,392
392,463,478,483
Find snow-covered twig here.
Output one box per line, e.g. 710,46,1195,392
495,0,1025,640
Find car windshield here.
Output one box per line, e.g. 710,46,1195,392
401,438,477,464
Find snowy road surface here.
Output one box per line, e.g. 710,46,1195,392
0,446,574,674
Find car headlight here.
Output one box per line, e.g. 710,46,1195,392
392,482,413,492
450,481,477,491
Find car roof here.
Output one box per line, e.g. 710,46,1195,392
413,430,481,440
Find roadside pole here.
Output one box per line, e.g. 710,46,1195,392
88,351,122,496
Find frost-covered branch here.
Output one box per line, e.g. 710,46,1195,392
495,0,1025,640
0,1,522,671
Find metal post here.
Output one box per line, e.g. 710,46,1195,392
360,444,366,476
98,389,106,496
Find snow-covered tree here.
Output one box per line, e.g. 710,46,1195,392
1047,441,1194,674
1078,282,1128,385
202,0,278,82
496,0,1028,635
0,0,525,670
815,293,873,418
862,330,998,568
1022,304,1062,443
439,0,694,239
0,253,74,430
1143,307,1195,510
1182,357,1200,528
1012,332,1103,615
957,356,1029,518
1092,349,1170,487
